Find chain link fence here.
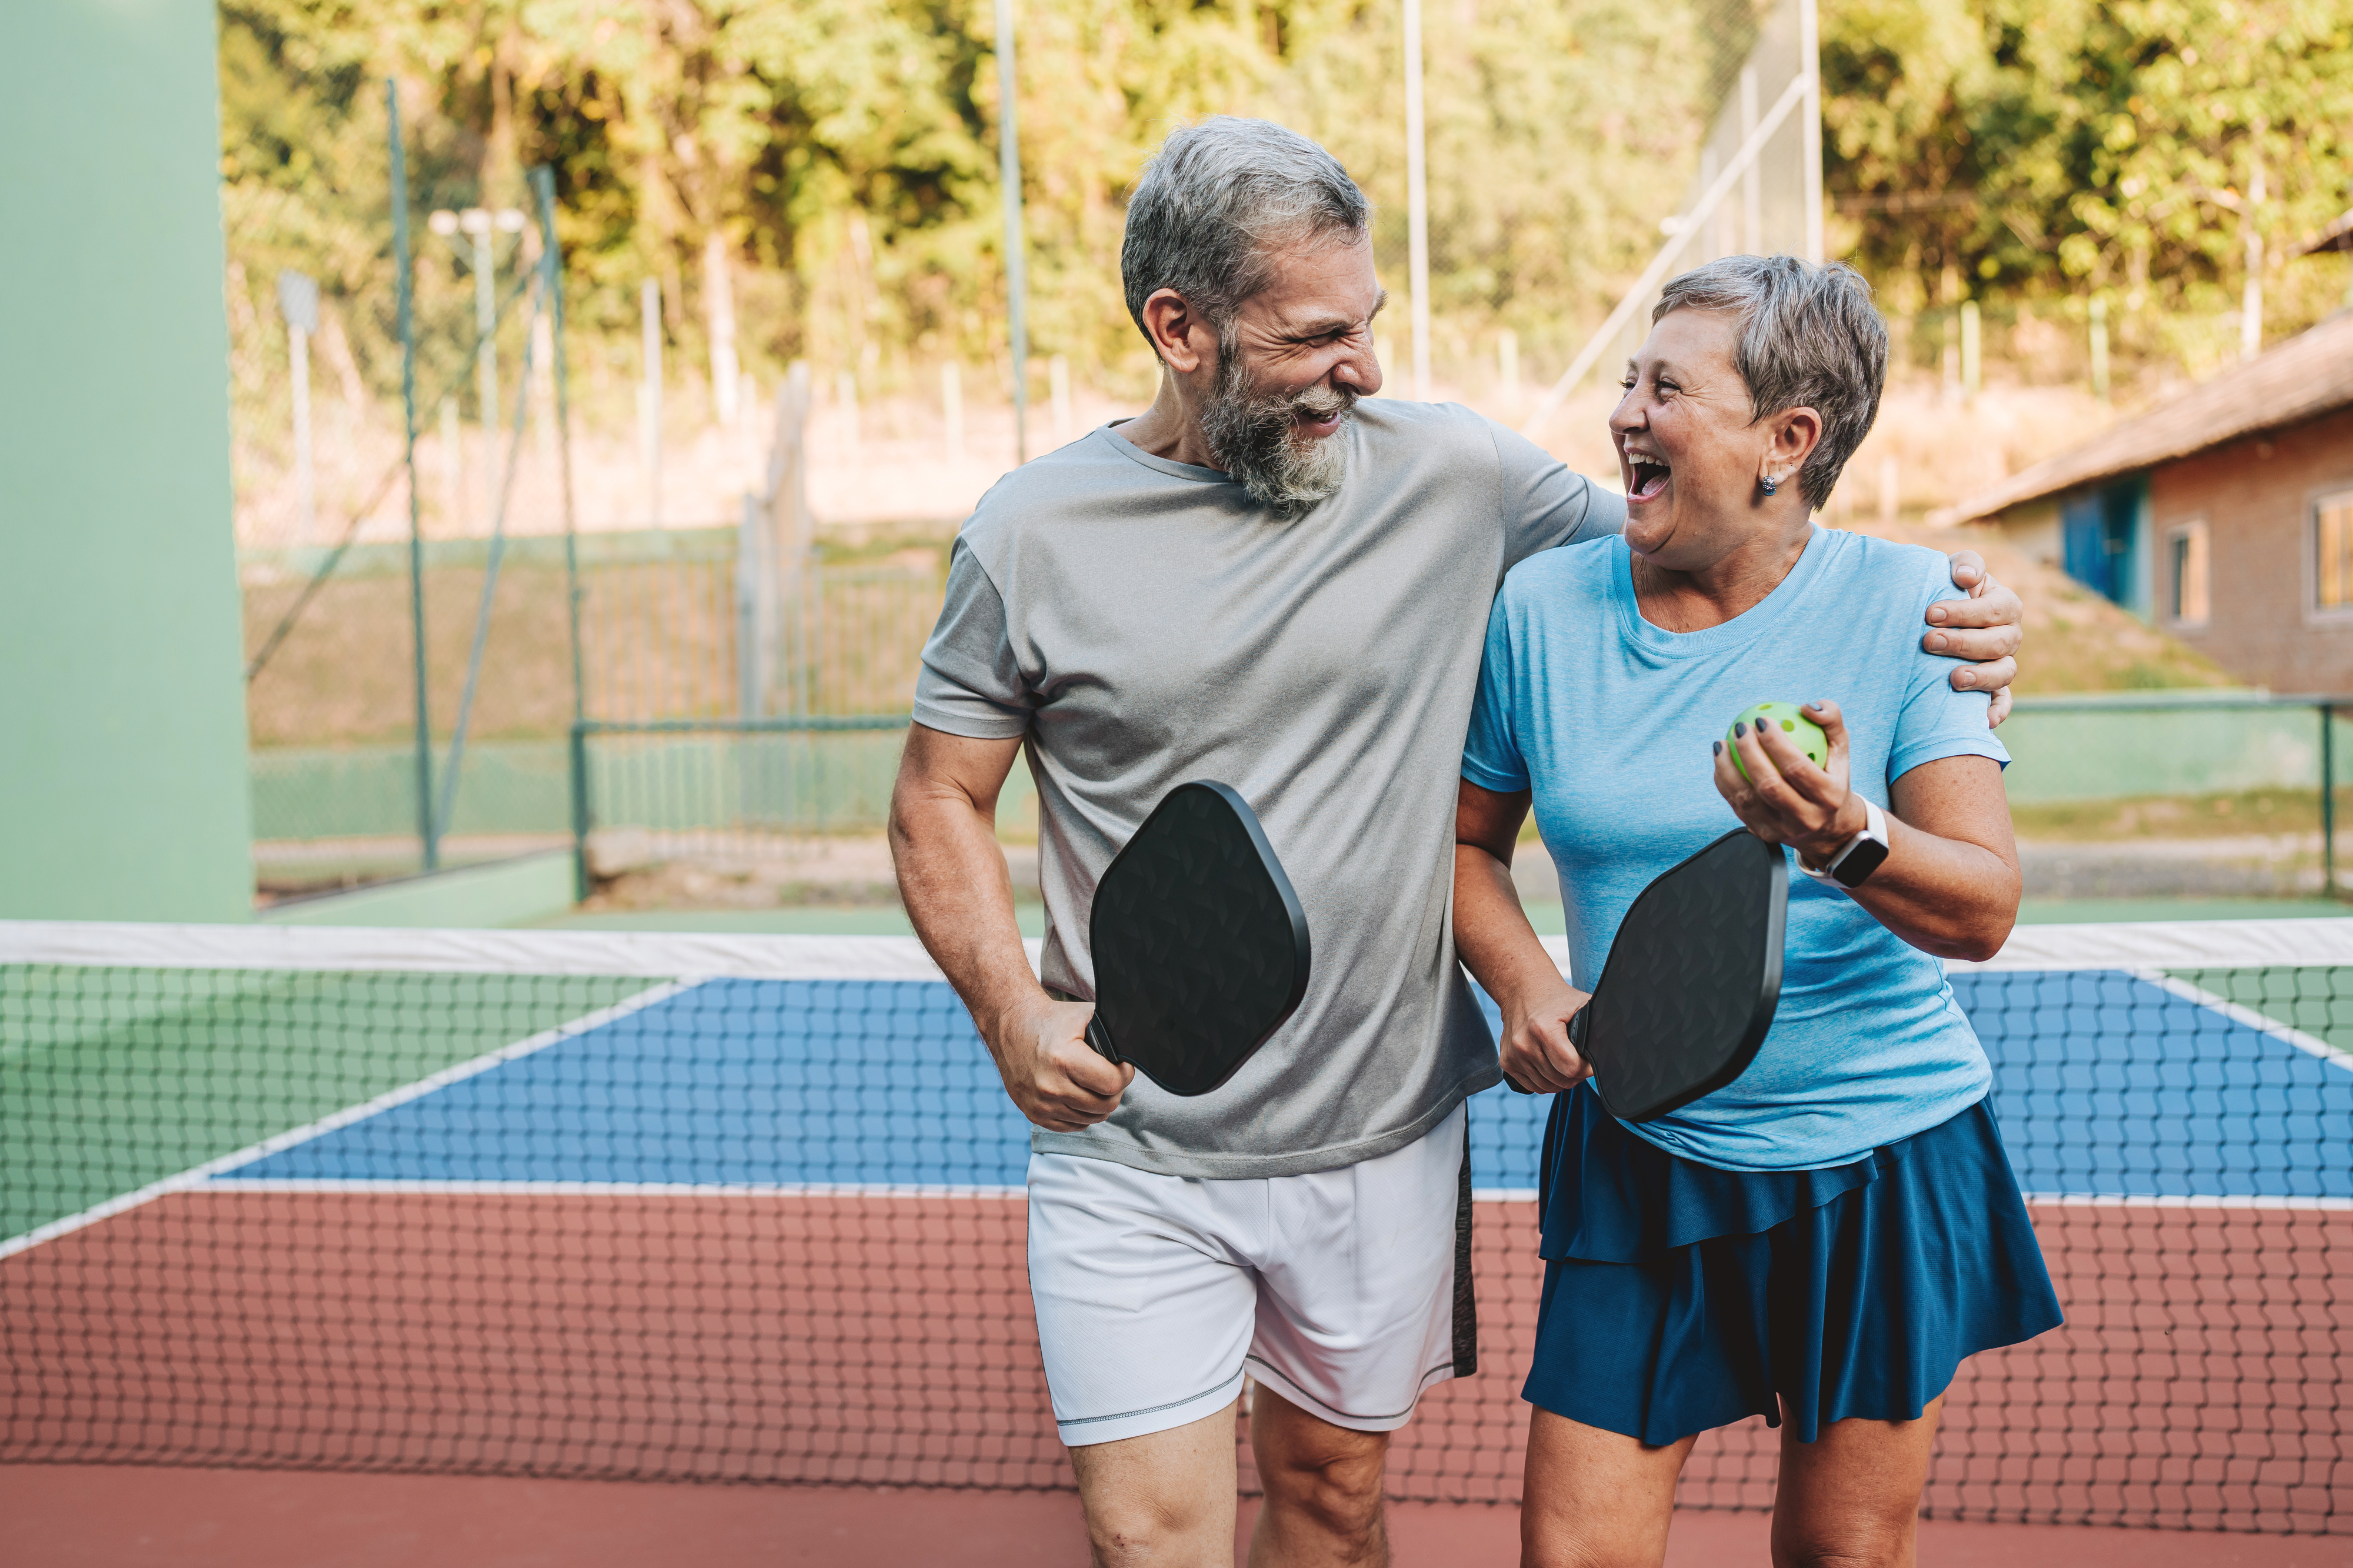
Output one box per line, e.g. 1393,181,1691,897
235,2,1819,903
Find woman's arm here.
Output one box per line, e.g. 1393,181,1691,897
1454,780,1594,1093
1715,701,2020,962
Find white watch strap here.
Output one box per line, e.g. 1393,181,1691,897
1800,799,1887,883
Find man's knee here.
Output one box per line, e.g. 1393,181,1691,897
1071,1406,1238,1567
1252,1402,1388,1540
1259,1451,1385,1539
1084,1489,1228,1568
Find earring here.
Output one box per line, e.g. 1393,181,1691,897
1760,473,1779,496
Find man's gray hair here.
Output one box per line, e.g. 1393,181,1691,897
1654,256,1887,509
1122,117,1369,348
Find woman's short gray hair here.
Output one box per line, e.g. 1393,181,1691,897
1654,256,1887,509
1122,118,1369,349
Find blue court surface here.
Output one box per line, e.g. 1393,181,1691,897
212,971,2353,1203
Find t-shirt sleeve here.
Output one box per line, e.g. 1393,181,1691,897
1460,589,1531,793
910,536,1034,739
1487,415,1627,571
1887,551,2012,784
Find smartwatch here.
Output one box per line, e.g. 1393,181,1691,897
1800,798,1891,889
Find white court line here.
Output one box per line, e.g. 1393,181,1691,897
0,979,694,1262
2022,1192,2353,1212
2133,969,2353,1075
202,1178,1024,1200
161,1183,2353,1213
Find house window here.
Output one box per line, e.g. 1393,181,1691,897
2167,521,2209,625
2317,491,2353,613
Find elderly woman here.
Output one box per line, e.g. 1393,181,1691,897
1452,255,2061,1568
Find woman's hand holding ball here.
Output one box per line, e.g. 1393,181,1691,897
1714,699,1867,869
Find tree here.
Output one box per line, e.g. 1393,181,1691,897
1825,0,2353,361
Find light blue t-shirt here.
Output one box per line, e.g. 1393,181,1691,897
1461,526,2011,1172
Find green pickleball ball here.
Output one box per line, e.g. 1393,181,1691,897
1728,702,1829,780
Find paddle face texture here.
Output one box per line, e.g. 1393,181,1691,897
1577,829,1788,1123
1086,781,1312,1097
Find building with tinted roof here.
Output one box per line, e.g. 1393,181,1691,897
1948,313,2353,693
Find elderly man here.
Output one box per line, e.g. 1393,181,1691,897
889,118,2021,1567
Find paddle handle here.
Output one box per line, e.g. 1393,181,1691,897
1502,1005,1589,1095
1084,1014,1121,1066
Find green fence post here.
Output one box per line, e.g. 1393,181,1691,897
2324,703,2337,900
531,167,587,755
569,720,592,903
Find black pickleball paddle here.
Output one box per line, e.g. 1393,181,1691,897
1509,828,1788,1122
1082,780,1312,1097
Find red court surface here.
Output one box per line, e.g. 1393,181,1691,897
2,1464,2346,1567
8,1190,2346,1531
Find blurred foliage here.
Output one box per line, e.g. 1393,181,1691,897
216,0,2353,424
1824,0,2353,350
214,0,1741,413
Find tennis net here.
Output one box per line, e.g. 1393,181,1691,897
2,918,2347,1533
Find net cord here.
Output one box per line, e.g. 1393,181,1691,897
0,922,1042,981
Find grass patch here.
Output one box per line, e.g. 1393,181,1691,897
2011,788,2339,842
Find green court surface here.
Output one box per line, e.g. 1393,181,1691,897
2018,897,2347,923
0,968,658,1243
534,905,1046,936
533,898,2351,939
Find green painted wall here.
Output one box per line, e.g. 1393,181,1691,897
0,2,252,920
260,852,577,929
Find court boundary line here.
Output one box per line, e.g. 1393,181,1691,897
0,979,695,1261
132,1182,2353,1213
182,1180,1547,1202
2021,1191,2353,1212
202,1178,1028,1199
2136,969,2353,1075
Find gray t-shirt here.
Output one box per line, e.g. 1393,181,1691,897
914,400,1625,1179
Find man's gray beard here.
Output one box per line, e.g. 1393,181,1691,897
1200,351,1357,521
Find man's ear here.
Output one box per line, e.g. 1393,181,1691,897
1141,288,1210,375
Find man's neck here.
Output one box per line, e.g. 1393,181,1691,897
1111,371,1222,471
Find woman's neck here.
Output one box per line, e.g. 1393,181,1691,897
1629,511,1815,632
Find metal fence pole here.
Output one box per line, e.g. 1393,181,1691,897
995,0,1028,464
569,720,592,903
737,490,765,719
531,168,585,746
387,79,438,873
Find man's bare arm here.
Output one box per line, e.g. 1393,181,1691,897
888,723,1132,1130
1933,550,2024,726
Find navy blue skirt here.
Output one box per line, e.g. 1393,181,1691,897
1521,1088,2062,1445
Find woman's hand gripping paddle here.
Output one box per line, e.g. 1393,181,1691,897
1507,828,1788,1122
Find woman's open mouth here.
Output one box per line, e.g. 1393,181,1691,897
1627,455,1671,502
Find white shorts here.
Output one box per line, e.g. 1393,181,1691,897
1026,1103,1475,1447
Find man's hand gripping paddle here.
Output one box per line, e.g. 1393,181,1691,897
1084,781,1312,1097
